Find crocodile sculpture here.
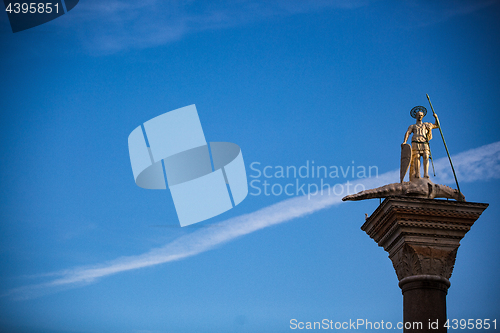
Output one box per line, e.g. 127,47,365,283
342,178,465,202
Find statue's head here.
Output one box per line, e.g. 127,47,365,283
410,106,427,119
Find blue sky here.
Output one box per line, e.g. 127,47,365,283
1,0,499,332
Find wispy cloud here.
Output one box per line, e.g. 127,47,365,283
434,141,500,184
59,0,499,53
403,0,500,27
61,0,370,53
2,0,496,52
4,141,499,300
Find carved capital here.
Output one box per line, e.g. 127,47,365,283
390,243,457,280
361,197,488,281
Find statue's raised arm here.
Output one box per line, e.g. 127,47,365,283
432,112,439,128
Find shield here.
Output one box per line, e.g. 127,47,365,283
400,143,412,182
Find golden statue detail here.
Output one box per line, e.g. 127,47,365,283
343,96,464,202
403,106,438,181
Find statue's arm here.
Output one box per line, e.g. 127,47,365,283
403,125,412,144
432,113,440,129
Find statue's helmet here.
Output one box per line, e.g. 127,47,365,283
410,106,427,118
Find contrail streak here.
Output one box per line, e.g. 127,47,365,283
4,141,499,300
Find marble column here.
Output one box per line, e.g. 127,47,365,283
361,197,488,332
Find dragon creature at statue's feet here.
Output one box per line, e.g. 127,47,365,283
342,178,464,202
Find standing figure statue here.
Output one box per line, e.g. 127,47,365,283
402,106,439,181
343,97,464,202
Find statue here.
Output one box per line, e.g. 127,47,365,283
403,106,438,181
343,95,464,202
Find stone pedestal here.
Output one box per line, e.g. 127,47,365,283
362,197,488,332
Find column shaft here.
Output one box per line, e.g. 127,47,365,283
399,275,450,332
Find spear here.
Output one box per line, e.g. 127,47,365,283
426,94,462,200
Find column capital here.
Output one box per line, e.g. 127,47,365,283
361,197,488,281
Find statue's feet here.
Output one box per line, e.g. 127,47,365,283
424,175,430,179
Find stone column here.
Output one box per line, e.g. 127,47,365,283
361,197,488,333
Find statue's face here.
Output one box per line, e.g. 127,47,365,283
416,112,424,120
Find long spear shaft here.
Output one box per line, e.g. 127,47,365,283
426,94,462,198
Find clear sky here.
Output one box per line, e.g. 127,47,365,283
1,1,499,332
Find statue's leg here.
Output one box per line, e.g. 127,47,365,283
414,153,421,178
423,151,430,178
410,150,418,180
409,155,414,182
